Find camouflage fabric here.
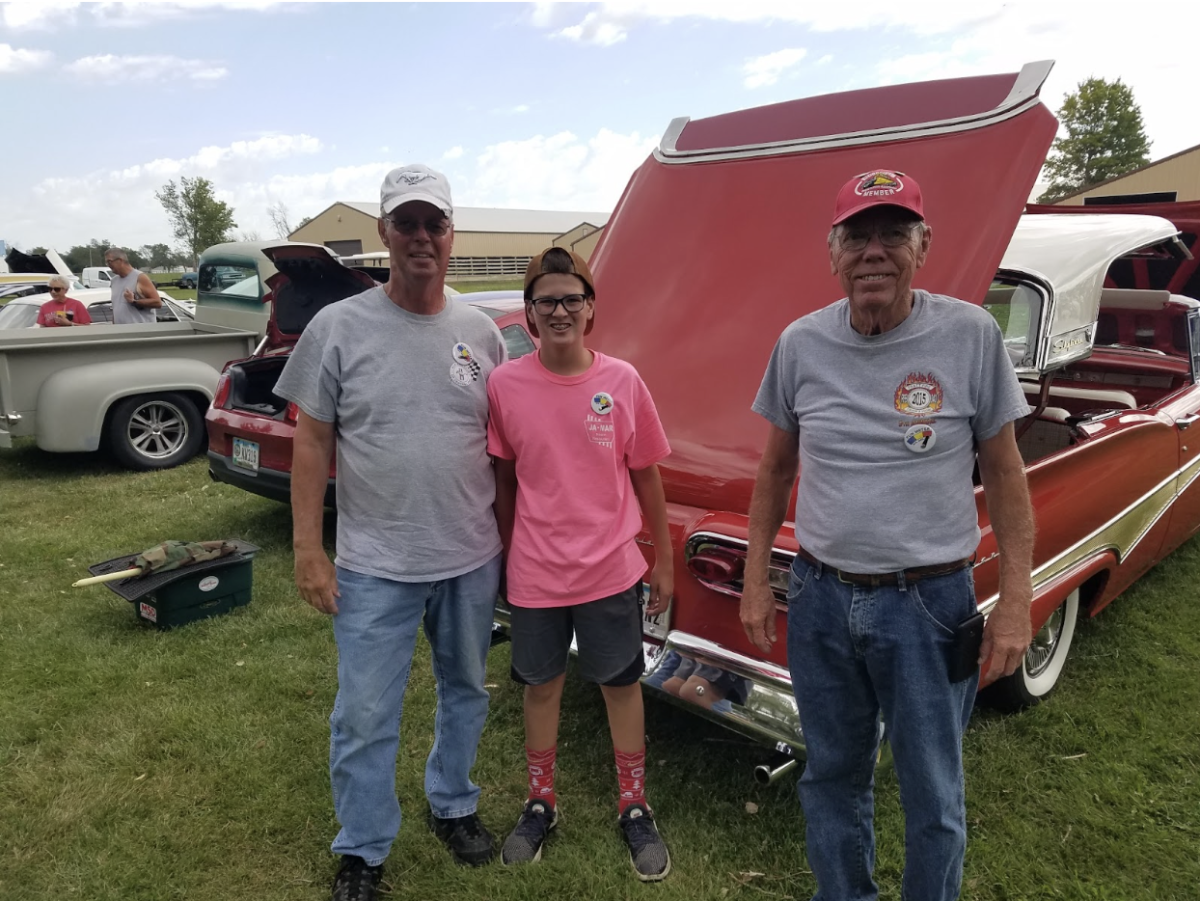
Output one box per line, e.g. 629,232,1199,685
133,540,238,575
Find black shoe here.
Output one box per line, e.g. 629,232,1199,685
618,803,671,882
428,809,496,866
331,855,383,901
501,799,559,865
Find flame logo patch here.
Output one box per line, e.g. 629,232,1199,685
894,372,943,416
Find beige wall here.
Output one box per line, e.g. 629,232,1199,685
290,203,384,251
572,228,603,261
454,232,563,257
1057,149,1200,205
554,222,600,249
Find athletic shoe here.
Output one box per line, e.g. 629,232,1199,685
428,809,496,866
331,855,383,901
500,799,559,865
618,803,671,882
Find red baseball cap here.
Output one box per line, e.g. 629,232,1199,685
831,169,924,226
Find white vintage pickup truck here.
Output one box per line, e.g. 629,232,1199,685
0,242,337,470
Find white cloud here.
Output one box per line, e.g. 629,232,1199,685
463,128,658,212
538,1,1004,45
742,47,806,89
442,146,465,160
867,4,1193,158
0,43,52,73
0,1,283,30
8,134,326,248
65,54,228,83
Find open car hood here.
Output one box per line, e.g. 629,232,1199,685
2,247,74,279
587,61,1059,515
258,244,378,350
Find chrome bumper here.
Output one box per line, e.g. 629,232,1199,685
492,606,803,755
641,632,803,755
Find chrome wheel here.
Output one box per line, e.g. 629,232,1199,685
125,399,189,459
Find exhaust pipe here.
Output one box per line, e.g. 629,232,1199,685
753,754,799,785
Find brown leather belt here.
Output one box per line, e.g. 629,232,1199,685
794,546,971,587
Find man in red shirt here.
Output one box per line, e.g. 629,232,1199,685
36,276,92,327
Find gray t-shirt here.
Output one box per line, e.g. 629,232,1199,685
274,286,508,581
110,268,155,324
752,290,1030,573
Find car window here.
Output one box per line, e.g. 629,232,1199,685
88,302,115,323
983,279,1043,372
0,304,40,328
500,324,536,360
199,264,260,300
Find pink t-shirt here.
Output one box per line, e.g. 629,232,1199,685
487,351,671,608
37,297,91,327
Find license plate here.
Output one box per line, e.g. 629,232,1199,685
641,582,672,641
232,437,259,472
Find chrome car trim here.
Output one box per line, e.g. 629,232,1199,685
977,454,1198,611
642,632,804,751
656,61,1053,164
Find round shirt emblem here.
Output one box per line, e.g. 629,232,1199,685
904,423,936,453
452,342,474,365
591,392,614,415
449,364,472,387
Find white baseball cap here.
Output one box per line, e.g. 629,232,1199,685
380,164,453,220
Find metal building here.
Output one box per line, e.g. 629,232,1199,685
289,203,608,277
1053,142,1200,206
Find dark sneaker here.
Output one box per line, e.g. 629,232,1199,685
618,803,670,882
428,809,496,866
501,799,559,865
331,855,383,901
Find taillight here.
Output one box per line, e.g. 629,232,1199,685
687,550,745,584
285,402,299,424
212,372,232,409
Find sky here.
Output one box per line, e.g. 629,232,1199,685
0,1,1191,253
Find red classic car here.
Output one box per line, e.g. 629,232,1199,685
494,61,1200,772
204,247,536,505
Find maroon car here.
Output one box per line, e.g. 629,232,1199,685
205,261,535,506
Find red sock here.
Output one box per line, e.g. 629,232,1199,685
526,745,557,809
615,747,647,813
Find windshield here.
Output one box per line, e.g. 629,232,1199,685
0,303,41,329
983,278,1043,372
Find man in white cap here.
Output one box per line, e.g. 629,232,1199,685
275,164,508,901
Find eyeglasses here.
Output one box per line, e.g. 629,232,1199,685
48,286,65,293
837,221,922,251
530,294,588,315
387,215,450,237
104,259,118,266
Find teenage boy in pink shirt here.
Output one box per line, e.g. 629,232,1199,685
486,247,673,881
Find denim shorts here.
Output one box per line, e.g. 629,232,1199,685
509,582,644,686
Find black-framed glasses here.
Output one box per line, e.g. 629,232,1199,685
531,294,587,315
838,221,922,251
48,286,66,293
387,215,450,237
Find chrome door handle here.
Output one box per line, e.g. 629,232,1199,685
1177,413,1200,430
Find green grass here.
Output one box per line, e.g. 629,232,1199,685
1,439,1198,899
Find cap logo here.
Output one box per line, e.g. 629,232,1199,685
399,172,435,186
855,171,904,198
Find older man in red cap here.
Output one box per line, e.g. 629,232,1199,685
740,170,1034,901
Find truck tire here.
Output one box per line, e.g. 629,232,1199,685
107,392,205,471
979,588,1079,712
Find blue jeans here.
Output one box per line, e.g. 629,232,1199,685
328,556,501,866
787,557,979,901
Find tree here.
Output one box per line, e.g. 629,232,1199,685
155,176,237,266
1038,77,1152,203
139,243,173,272
296,215,313,229
267,200,293,238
